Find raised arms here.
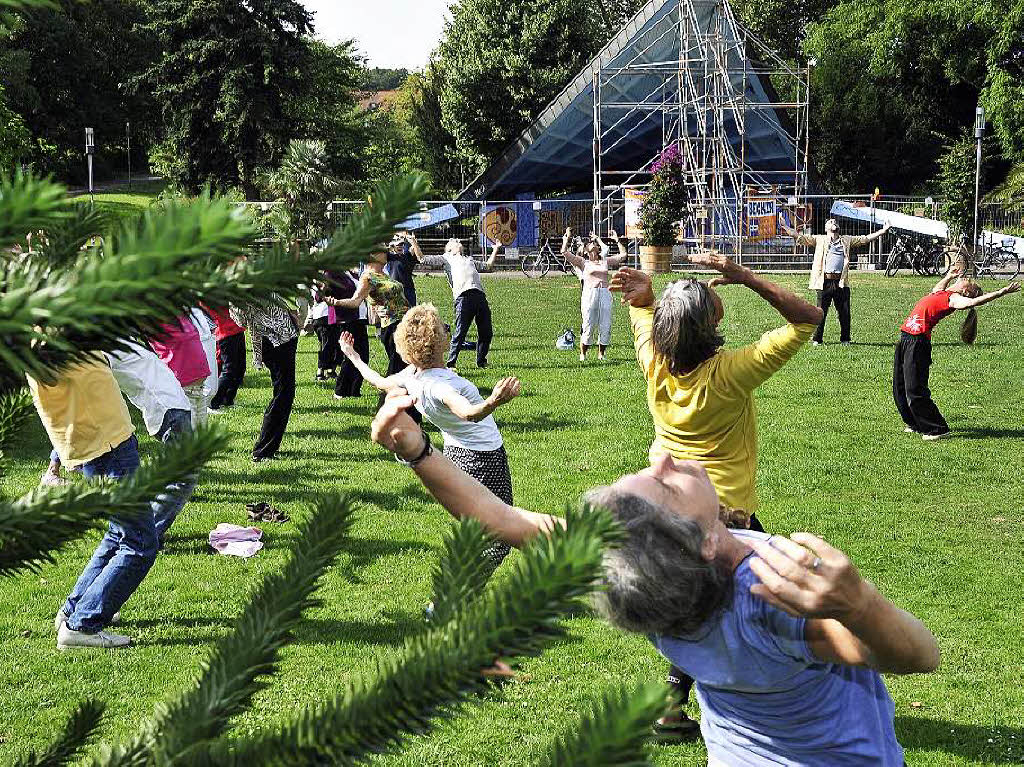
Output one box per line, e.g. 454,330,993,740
441,376,521,422
932,262,963,293
606,230,629,269
561,227,586,271
691,252,823,326
948,281,1020,309
748,534,940,675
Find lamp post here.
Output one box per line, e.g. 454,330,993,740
126,121,131,191
972,105,985,254
85,127,95,205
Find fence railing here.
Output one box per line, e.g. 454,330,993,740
237,195,1023,273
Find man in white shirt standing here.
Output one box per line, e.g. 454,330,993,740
785,217,890,345
419,239,501,369
107,342,196,544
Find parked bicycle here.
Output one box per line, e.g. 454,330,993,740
885,233,944,277
973,234,1022,280
521,237,580,278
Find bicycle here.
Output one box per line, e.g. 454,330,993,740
521,237,579,278
885,233,939,277
974,234,1021,280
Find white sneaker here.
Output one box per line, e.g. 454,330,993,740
811,341,822,346
579,353,586,362
903,427,918,434
57,624,130,649
922,431,952,441
55,609,120,631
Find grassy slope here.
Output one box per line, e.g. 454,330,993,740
1,273,1022,765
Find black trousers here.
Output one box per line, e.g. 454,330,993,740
893,331,949,435
377,323,421,423
210,332,246,409
312,318,341,372
252,337,297,459
814,279,851,343
447,289,492,368
667,513,765,706
335,319,369,398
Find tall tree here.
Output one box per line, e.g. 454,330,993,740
434,0,602,181
408,67,463,195
1,0,157,182
140,0,313,196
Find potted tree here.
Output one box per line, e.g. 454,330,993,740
638,143,688,273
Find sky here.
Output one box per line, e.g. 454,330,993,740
300,0,450,71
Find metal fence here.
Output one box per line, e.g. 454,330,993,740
239,195,1022,274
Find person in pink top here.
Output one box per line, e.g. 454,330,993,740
894,264,1019,440
149,314,212,425
561,227,630,361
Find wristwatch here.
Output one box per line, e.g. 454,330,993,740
395,430,433,468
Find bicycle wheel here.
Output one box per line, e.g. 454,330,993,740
885,251,902,277
912,250,929,276
521,253,544,278
991,251,1021,280
932,248,953,276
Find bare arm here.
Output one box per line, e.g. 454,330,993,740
931,264,962,293
949,281,1020,309
404,232,425,262
484,240,502,268
782,224,816,247
748,534,940,675
442,377,521,422
561,227,585,270
371,392,560,546
690,252,823,326
606,229,629,268
328,275,371,308
338,332,408,391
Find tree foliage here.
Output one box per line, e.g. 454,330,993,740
139,0,314,196
262,139,340,243
433,0,602,180
359,67,410,92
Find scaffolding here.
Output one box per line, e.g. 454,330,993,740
592,0,810,259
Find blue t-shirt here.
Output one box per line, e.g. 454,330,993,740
385,247,417,307
651,532,903,766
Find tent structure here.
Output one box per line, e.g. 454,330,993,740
460,0,809,250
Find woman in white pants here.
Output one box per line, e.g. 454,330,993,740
561,227,629,361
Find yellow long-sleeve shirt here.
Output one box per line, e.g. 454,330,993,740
629,305,815,512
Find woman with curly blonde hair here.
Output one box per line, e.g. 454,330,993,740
339,304,521,570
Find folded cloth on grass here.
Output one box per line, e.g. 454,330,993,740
209,523,263,558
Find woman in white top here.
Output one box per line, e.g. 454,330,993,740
561,227,630,361
339,303,521,570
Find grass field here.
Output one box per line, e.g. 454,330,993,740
1,272,1023,765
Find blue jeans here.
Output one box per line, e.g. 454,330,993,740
152,408,196,542
63,435,158,634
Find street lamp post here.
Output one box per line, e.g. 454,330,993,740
972,105,985,255
126,121,131,191
85,127,95,205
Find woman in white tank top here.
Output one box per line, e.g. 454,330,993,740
561,228,630,361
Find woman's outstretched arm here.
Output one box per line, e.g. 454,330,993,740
949,281,1020,309
441,376,521,422
327,275,371,309
561,227,586,270
339,331,408,391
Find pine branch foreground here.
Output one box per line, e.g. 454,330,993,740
428,517,498,627
11,699,106,767
0,424,229,576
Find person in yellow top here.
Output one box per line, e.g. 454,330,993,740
27,355,155,650
610,252,822,739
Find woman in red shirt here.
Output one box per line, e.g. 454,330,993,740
894,266,1019,439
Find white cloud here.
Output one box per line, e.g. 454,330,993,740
301,0,450,70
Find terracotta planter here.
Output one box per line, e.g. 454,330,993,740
639,245,673,274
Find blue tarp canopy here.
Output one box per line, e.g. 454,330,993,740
461,0,798,200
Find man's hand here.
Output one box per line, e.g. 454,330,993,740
371,389,424,461
748,533,872,622
609,229,621,242
689,252,753,288
338,331,356,358
609,267,655,307
881,221,892,233
488,376,522,407
1001,281,1021,296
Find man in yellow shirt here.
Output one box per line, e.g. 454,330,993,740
610,252,822,738
28,356,154,650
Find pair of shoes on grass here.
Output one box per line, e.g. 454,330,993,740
653,710,701,743
246,501,289,524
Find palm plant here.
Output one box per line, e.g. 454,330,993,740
262,138,341,246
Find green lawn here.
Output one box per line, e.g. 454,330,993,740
1,273,1022,765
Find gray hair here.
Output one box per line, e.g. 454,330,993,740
584,487,731,637
653,279,724,375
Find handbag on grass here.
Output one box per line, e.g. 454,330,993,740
555,328,576,350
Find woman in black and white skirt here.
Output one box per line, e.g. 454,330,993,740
339,303,521,571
